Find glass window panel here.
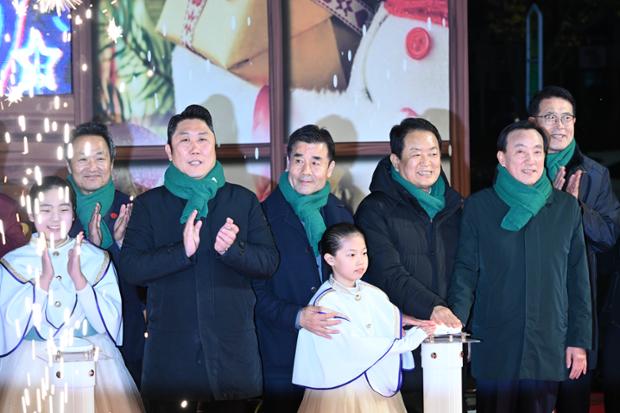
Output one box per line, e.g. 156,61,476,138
95,0,270,145
286,0,450,142
330,156,381,212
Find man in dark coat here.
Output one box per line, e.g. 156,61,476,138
120,105,278,412
0,193,27,257
355,118,462,412
448,121,592,413
66,122,146,387
528,86,620,413
253,125,353,412
598,244,620,412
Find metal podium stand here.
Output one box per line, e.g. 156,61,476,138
421,333,479,413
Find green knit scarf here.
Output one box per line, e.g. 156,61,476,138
163,161,225,224
546,139,576,182
493,164,552,231
390,166,446,220
279,172,329,256
67,175,115,248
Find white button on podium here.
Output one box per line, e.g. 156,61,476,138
421,331,478,413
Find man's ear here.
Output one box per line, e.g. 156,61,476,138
497,151,506,167
165,144,173,161
326,160,335,179
389,153,400,172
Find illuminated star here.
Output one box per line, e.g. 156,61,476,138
37,0,83,15
5,86,24,106
106,18,123,44
12,0,28,17
12,28,62,93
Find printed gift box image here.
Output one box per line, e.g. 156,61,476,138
157,0,373,90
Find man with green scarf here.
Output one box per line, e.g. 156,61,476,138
66,122,145,387
119,105,278,413
253,125,353,412
448,121,592,413
528,86,620,413
355,117,463,412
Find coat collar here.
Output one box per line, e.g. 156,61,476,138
369,156,462,221
563,142,585,175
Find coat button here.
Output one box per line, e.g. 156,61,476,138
52,251,60,257
310,286,317,293
54,301,61,307
55,275,62,281
366,323,372,329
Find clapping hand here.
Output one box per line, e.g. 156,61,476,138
67,232,87,290
38,236,54,291
113,203,133,245
553,167,582,199
214,217,239,255
183,210,202,257
88,203,103,246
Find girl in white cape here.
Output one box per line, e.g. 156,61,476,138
292,223,435,412
0,176,143,412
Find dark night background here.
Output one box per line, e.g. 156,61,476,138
468,0,620,192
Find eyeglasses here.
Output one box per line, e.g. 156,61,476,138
534,113,576,125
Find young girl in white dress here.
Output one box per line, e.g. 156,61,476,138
293,223,436,412
0,176,144,412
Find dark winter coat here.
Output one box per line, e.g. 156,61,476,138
354,156,463,319
253,187,353,391
448,188,592,381
561,146,620,368
119,184,278,401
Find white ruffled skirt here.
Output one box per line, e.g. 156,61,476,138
298,375,407,413
0,334,144,412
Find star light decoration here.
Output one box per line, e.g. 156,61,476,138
5,86,24,106
106,18,123,44
12,28,63,94
37,0,82,15
12,0,29,17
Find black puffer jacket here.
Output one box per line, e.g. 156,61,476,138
355,156,463,319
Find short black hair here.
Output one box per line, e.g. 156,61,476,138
167,104,214,146
287,125,336,162
497,120,549,153
319,223,365,257
29,176,77,215
528,86,576,116
71,121,116,161
389,118,441,159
